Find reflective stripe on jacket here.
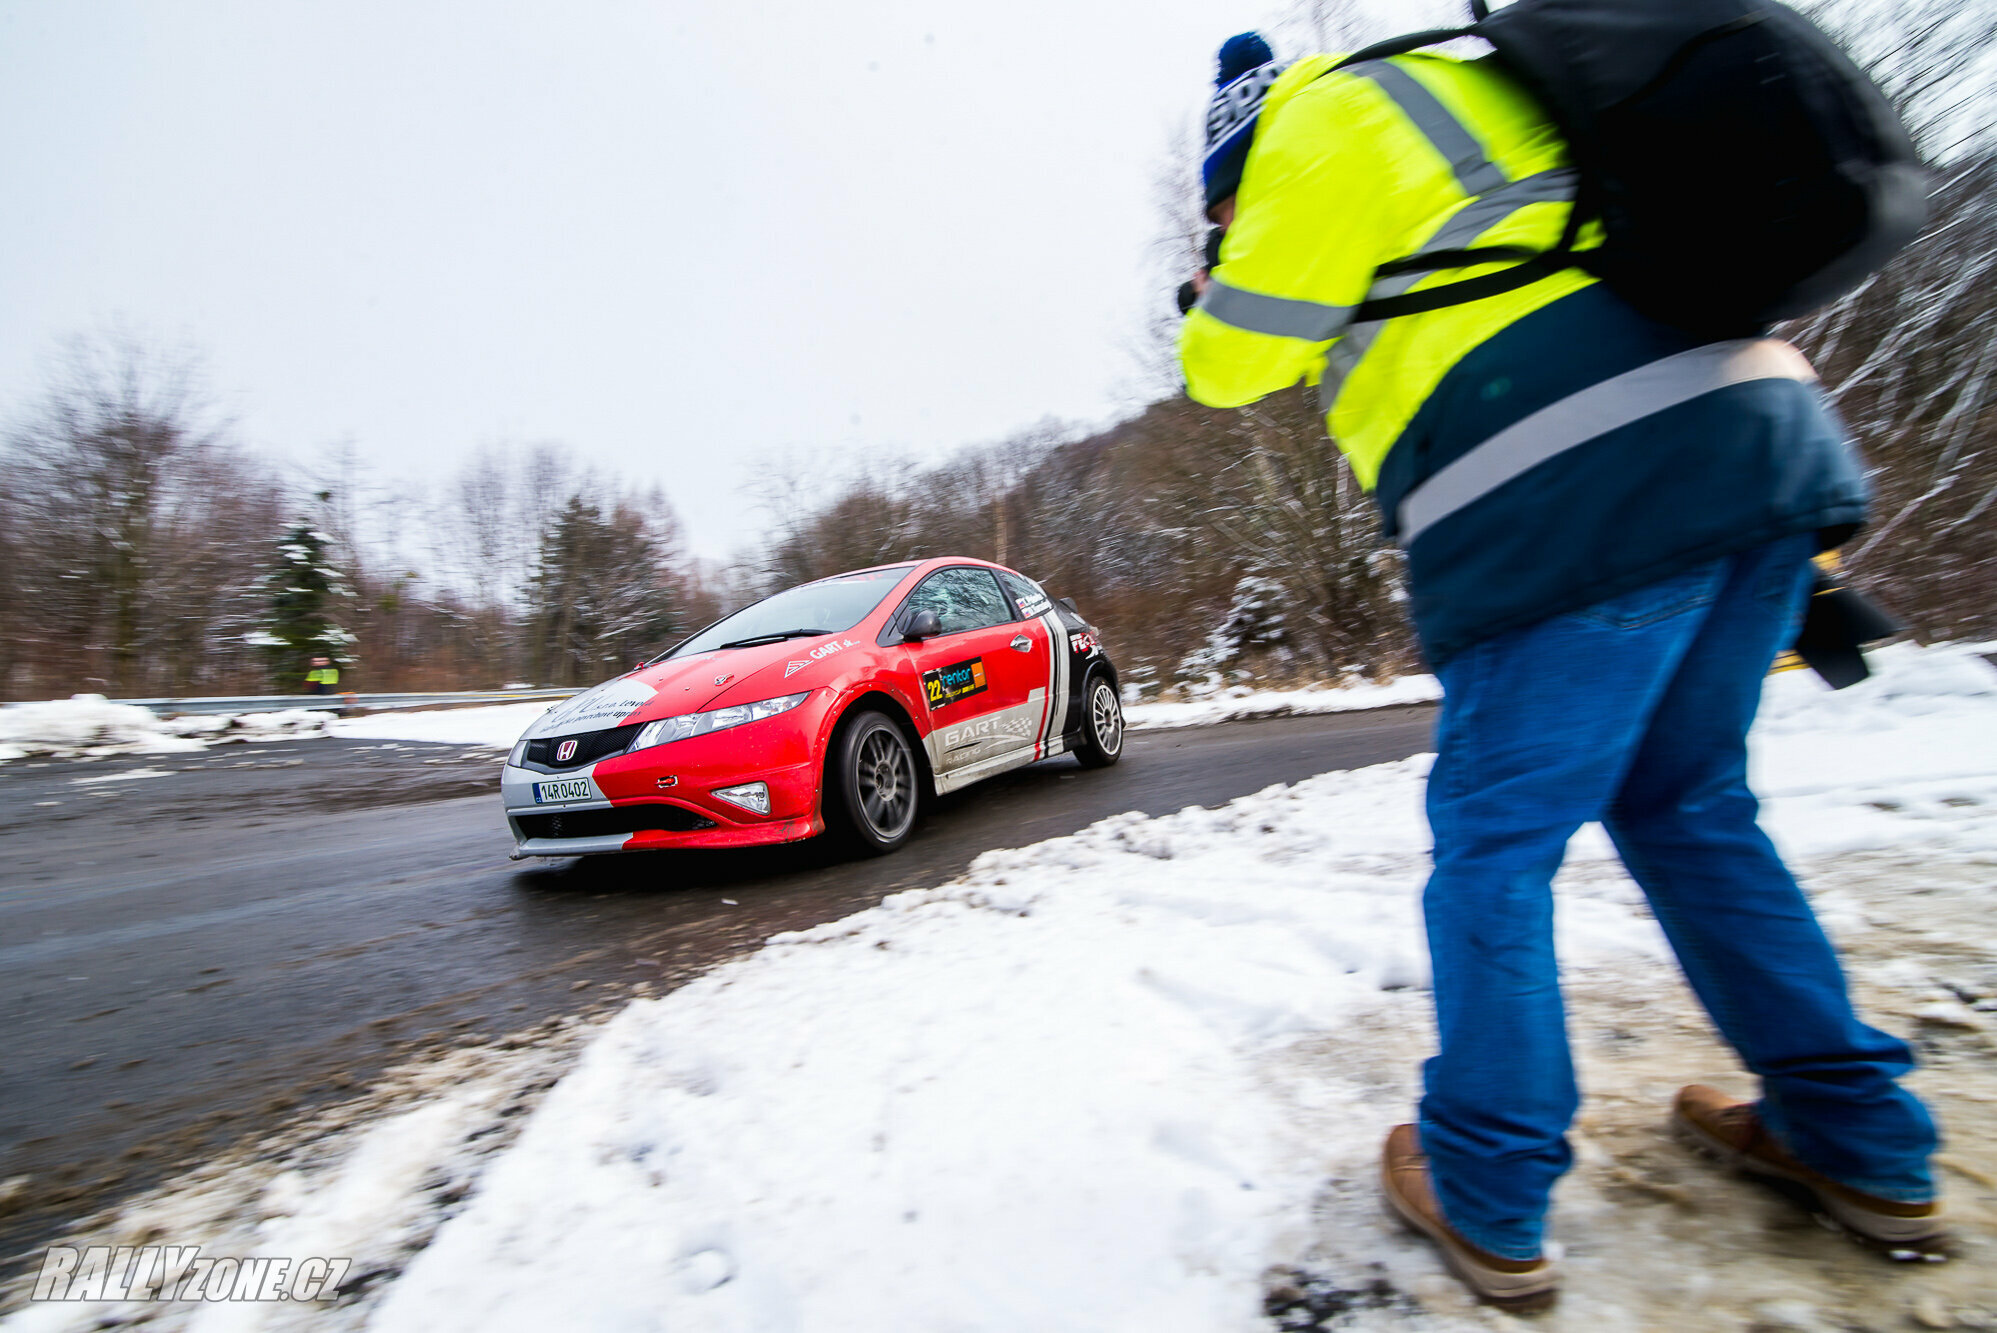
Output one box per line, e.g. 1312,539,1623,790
1178,52,1867,664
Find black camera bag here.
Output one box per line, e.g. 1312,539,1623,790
1338,0,1929,336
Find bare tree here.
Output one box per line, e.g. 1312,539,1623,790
0,332,289,697
1782,0,1997,641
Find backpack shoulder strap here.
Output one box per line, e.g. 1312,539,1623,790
1326,27,1474,72
1312,45,1593,323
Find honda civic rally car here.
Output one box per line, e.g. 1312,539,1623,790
501,558,1124,858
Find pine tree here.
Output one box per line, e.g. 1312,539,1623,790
528,494,680,686
260,521,353,691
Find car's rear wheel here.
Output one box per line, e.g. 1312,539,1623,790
829,709,920,854
1074,673,1124,768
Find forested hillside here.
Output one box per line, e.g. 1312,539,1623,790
0,0,1988,703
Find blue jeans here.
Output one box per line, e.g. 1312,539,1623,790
1418,534,1937,1261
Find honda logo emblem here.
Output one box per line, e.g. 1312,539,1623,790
556,739,578,763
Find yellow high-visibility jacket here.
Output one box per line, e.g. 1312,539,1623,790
1179,52,1865,663
1183,52,1595,489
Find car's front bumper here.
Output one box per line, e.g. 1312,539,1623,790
504,813,824,858
515,722,834,858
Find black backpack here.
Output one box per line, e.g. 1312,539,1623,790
1341,0,1929,337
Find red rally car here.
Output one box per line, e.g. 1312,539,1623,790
501,557,1125,858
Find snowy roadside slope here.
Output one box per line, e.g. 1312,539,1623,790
360,645,1997,1332
7,646,1993,1332
362,759,1537,1333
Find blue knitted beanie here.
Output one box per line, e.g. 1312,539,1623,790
1202,33,1281,212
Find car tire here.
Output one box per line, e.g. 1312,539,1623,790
828,709,921,854
1073,672,1124,768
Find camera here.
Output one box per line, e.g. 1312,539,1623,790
1176,226,1229,315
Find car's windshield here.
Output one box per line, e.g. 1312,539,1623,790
666,566,915,659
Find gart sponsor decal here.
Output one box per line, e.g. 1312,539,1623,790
942,714,1035,749
922,656,987,710
784,639,858,677
1071,631,1102,656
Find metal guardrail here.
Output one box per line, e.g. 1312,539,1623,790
97,688,583,717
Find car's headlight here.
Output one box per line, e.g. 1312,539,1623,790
629,691,812,752
508,740,529,767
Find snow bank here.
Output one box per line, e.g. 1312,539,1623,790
1125,674,1441,730
0,697,335,763
362,760,1506,1333
0,695,208,761
0,695,533,765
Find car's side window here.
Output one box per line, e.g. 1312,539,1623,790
995,571,1052,621
904,568,1013,635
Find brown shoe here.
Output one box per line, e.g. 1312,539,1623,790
1380,1124,1559,1312
1672,1084,1949,1260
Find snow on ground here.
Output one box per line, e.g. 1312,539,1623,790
0,1018,605,1333
349,646,1997,1333
0,696,209,762
0,697,330,762
8,644,1997,1332
1125,674,1442,731
0,695,545,764
0,693,560,762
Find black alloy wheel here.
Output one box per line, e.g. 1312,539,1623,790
1074,674,1124,768
831,710,920,854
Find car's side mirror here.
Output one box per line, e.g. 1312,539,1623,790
1057,597,1080,615
902,609,942,642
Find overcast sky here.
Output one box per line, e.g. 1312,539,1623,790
0,0,1342,557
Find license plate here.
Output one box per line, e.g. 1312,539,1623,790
533,778,594,804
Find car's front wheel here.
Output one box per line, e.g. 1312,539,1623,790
1073,673,1124,768
829,709,921,854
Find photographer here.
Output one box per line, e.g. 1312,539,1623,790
1177,29,1942,1310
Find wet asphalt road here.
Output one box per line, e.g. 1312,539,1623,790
0,706,1436,1267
